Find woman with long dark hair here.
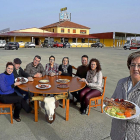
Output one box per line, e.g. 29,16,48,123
79,58,103,114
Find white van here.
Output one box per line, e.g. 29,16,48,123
0,40,6,48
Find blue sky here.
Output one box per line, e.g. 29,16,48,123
0,0,140,34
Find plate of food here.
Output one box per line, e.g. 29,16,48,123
36,84,51,89
57,84,69,89
56,79,70,83
103,97,140,120
15,77,28,83
39,79,49,83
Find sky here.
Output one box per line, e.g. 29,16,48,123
0,0,140,34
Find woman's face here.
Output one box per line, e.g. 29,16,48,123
91,61,97,70
6,65,13,74
63,58,68,65
130,57,140,81
49,57,55,65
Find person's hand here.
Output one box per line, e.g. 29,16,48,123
14,82,21,86
58,71,62,75
28,77,34,81
34,73,42,78
77,77,81,80
50,72,55,76
110,98,114,101
85,80,88,85
79,78,85,82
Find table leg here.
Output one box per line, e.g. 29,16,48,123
62,93,65,108
34,94,38,122
66,99,69,121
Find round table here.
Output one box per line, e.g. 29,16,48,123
18,75,86,122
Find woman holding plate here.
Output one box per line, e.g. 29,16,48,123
0,62,33,122
110,52,140,140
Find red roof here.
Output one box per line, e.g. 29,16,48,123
0,31,96,39
40,21,90,29
90,32,113,39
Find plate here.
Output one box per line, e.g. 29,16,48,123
15,77,28,84
36,84,51,89
57,84,69,88
39,79,49,83
103,100,140,120
56,79,70,83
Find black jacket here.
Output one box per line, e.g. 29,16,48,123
58,65,72,76
13,67,29,79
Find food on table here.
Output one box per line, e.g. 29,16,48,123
39,80,49,83
38,84,49,88
16,77,26,83
103,97,136,118
57,79,70,83
57,84,69,88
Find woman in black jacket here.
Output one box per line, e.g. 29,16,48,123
58,57,72,76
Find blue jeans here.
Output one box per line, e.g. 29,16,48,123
14,87,33,100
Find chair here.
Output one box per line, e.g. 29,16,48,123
72,65,77,76
0,102,13,124
87,76,107,116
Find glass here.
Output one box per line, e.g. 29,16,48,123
130,64,140,69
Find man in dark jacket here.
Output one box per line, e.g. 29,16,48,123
71,55,88,103
13,58,33,100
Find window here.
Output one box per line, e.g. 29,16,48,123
72,38,76,43
53,29,54,32
81,38,85,43
80,30,86,34
61,28,64,33
73,29,76,33
68,29,70,33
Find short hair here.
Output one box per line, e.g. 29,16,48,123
127,51,140,69
88,58,102,72
34,55,41,60
81,55,88,59
6,62,14,68
49,55,55,61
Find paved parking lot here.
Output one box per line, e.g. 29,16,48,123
0,47,138,140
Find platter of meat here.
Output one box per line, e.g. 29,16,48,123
57,84,69,89
103,97,140,120
36,84,51,89
15,77,28,83
56,79,70,83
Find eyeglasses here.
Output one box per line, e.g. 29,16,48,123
34,59,40,63
50,59,54,61
130,64,140,69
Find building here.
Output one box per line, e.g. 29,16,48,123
90,32,140,47
0,21,96,47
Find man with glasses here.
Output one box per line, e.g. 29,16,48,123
71,55,88,103
45,55,59,76
25,55,45,77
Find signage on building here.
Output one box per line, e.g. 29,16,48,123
0,28,10,34
59,7,71,21
60,7,67,11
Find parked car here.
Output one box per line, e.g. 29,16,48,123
25,42,35,48
91,42,104,48
43,39,54,48
5,42,18,50
53,42,63,48
18,41,25,48
0,40,6,48
63,42,70,48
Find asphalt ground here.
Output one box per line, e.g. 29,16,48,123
0,47,138,140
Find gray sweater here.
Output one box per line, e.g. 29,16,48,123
111,76,140,140
86,70,103,92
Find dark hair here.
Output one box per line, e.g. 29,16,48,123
127,51,140,69
6,62,14,68
49,55,55,61
34,55,41,60
81,55,88,59
88,58,102,72
62,57,69,64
